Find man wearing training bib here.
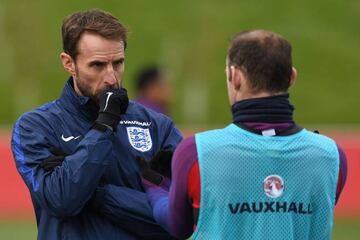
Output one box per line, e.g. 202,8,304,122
138,29,347,240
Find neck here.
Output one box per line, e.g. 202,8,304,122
233,90,288,103
72,77,84,96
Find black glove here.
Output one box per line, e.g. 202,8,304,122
136,156,164,185
95,88,129,131
136,150,173,185
148,150,173,179
40,147,68,171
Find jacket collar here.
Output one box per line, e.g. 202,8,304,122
59,77,99,121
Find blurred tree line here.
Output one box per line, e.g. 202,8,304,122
0,0,359,128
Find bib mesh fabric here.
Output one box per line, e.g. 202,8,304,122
192,124,339,240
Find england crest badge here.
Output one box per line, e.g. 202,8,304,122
126,127,153,152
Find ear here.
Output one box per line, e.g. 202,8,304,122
60,52,76,76
289,67,297,87
230,66,242,90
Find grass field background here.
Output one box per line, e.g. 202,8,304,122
0,218,359,239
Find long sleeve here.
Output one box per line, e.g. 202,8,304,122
11,113,113,218
335,144,348,204
91,184,175,240
88,116,182,239
145,136,197,239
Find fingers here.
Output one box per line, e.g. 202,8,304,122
142,169,164,186
149,149,173,179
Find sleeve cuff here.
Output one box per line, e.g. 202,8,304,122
92,122,114,132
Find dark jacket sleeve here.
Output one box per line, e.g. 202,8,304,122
158,116,183,151
11,113,113,218
90,116,182,239
91,185,176,240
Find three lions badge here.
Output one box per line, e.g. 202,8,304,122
127,127,152,152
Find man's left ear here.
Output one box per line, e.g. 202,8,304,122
289,67,297,87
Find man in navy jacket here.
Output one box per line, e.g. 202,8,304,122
11,9,182,239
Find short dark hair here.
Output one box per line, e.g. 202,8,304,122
228,30,292,93
135,66,163,91
62,9,128,59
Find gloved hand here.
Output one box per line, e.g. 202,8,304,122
136,156,164,186
40,147,68,171
95,88,129,131
148,150,173,179
136,150,173,186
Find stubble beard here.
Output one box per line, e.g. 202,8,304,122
74,76,99,104
74,67,122,104
74,68,116,104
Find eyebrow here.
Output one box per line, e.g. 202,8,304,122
88,60,105,66
113,57,125,63
88,57,125,65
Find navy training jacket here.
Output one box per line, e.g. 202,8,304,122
11,78,182,240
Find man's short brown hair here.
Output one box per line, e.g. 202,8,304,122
62,9,128,60
228,30,293,93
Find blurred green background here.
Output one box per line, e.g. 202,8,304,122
0,0,359,239
0,0,359,128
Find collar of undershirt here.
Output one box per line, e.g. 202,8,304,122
232,93,294,124
231,94,302,136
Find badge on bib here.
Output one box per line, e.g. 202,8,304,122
263,175,284,198
126,127,153,152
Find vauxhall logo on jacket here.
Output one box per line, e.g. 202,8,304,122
228,175,313,215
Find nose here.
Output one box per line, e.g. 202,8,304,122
104,75,117,87
104,65,119,87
